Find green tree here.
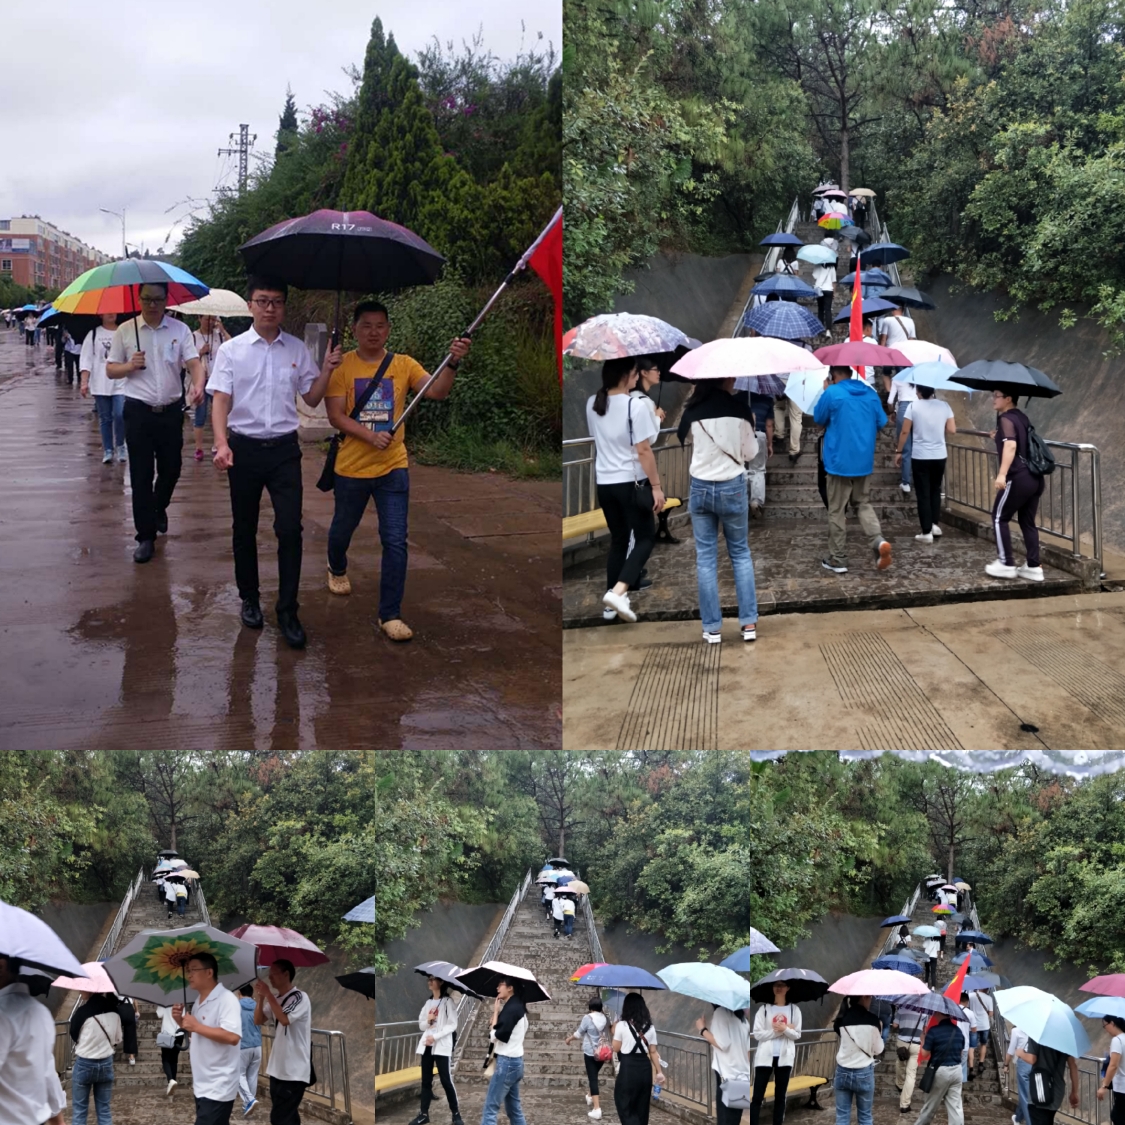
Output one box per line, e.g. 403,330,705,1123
276,86,299,158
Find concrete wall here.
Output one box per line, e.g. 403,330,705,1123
40,900,117,1016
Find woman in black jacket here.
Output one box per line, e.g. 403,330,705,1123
481,978,530,1125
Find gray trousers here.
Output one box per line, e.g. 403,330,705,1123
826,474,883,564
913,1064,963,1125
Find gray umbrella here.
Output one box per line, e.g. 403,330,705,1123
881,286,936,310
950,360,1061,398
888,991,965,1019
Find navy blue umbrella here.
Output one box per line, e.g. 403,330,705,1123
889,991,965,1018
880,915,913,927
760,232,804,247
957,931,993,945
861,242,910,265
872,954,923,976
573,964,667,990
751,275,818,300
837,269,892,288
952,951,994,969
833,296,899,322
744,302,825,339
720,934,782,971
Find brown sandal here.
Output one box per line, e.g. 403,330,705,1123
379,618,414,642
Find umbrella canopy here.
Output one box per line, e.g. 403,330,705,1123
166,859,189,869
456,960,551,1003
850,188,877,198
50,962,117,994
838,227,874,246
719,936,782,971
563,313,696,362
861,243,911,266
104,924,257,1005
889,991,965,1019
950,359,1062,399
0,900,88,979
564,880,591,895
1081,975,1125,998
892,362,967,392
227,925,329,968
820,189,850,199
837,269,892,289
238,209,444,294
813,184,840,194
940,884,959,891
554,875,573,885
954,882,971,890
573,964,666,990
782,367,830,414
751,275,819,300
336,967,377,999
962,975,998,992
818,214,854,230
830,969,929,996
974,972,1012,989
173,870,200,880
1075,996,1125,1021
995,987,1090,1056
832,297,899,323
744,302,825,340
157,850,180,858
932,905,954,914
760,232,805,247
881,915,913,928
881,286,936,310
749,967,829,1005
952,951,994,970
733,374,789,397
169,289,251,317
797,245,838,266
813,341,911,368
957,931,993,945
896,340,958,367
913,926,941,938
545,857,570,867
53,259,209,315
671,337,824,381
658,963,752,1011
344,896,374,923
872,954,923,977
536,872,560,884
925,874,944,881
414,960,483,997
571,962,609,982
35,305,58,325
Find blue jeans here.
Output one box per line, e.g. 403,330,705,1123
193,392,211,429
1015,1058,1031,1124
481,1054,527,1125
72,1054,114,1125
94,395,125,454
564,915,574,935
834,1063,874,1125
895,407,913,486
327,469,409,622
689,474,758,632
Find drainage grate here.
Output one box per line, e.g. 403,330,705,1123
616,642,721,750
820,631,964,751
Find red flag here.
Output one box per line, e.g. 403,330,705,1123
917,955,971,1064
849,249,864,342
522,207,563,384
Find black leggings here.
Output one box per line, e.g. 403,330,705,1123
912,457,946,534
1110,1090,1125,1125
584,1052,605,1096
750,1062,791,1125
992,468,1045,567
419,1046,459,1115
614,1054,653,1125
597,481,656,591
817,292,833,330
161,1042,183,1081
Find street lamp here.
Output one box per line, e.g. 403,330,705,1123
100,207,126,259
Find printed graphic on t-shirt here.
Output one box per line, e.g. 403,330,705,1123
355,376,394,432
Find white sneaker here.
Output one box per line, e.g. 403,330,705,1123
931,524,942,537
703,630,722,644
602,589,636,622
589,1112,603,1120
985,560,1019,579
1017,564,1044,582
167,1079,177,1096
102,450,113,464
116,445,127,463
915,532,933,543
586,1095,594,1107
741,625,757,642
900,482,911,494
602,606,618,621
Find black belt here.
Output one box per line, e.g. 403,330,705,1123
229,430,298,448
126,398,180,413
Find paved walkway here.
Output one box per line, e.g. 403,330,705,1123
564,590,1125,749
0,329,560,750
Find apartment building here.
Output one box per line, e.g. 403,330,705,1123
0,215,113,291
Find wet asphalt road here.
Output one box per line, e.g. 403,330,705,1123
0,329,561,749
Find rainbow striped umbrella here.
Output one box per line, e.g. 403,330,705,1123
818,214,854,230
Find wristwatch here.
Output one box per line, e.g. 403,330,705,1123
447,359,460,371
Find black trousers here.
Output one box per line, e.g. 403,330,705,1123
161,1042,183,1080
718,1071,747,1125
597,481,656,591
269,1076,307,1125
64,351,81,382
227,432,303,615
817,292,834,330
1028,1107,1057,1125
1111,1090,1125,1125
420,1047,460,1114
124,399,184,542
750,1062,791,1125
584,1052,605,1096
194,1097,235,1125
614,1054,653,1125
912,457,946,534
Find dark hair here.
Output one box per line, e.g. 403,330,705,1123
1104,1014,1125,1034
589,998,603,1012
829,365,851,380
498,976,525,1001
916,385,935,399
592,357,638,416
429,977,451,998
138,281,168,297
621,991,653,1032
899,925,909,936
188,951,219,982
353,299,389,324
712,1002,747,1022
246,275,289,301
273,958,296,983
782,246,797,263
239,984,255,997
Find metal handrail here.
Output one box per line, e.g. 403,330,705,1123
881,882,923,955
195,879,211,927
261,1025,352,1121
735,196,801,338
579,886,603,965
866,198,902,287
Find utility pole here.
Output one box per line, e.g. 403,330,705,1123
99,206,126,259
217,124,257,194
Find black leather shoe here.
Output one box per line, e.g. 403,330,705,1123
155,510,168,535
240,598,264,630
277,611,307,649
133,540,155,563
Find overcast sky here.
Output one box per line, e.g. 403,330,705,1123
1,1,560,260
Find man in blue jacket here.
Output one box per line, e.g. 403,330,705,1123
813,366,893,573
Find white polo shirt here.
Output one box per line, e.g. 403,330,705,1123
207,327,320,439
0,982,67,1125
265,987,312,1083
188,982,243,1102
108,315,199,406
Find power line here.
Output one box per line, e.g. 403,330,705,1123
217,124,257,194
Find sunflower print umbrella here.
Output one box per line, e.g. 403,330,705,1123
104,924,258,1005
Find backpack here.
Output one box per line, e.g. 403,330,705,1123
1024,423,1056,477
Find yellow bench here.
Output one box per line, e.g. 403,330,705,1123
762,1075,828,1109
563,498,683,543
375,1066,422,1094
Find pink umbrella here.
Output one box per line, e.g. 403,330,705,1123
814,341,912,368
670,337,825,380
227,925,330,968
51,961,117,994
895,339,957,367
830,969,930,996
1081,975,1125,998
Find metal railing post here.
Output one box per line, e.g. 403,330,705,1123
1071,447,1081,557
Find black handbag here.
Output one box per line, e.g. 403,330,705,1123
1030,1067,1054,1106
316,351,395,492
919,1056,940,1094
627,397,657,513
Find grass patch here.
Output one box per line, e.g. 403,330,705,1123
413,425,561,479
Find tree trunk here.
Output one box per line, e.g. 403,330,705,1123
840,121,850,192
948,843,954,885
170,815,177,853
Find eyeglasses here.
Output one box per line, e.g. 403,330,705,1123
250,298,286,310
139,295,167,304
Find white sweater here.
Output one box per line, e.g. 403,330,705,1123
753,1003,802,1068
836,1022,884,1069
416,996,459,1058
689,418,758,482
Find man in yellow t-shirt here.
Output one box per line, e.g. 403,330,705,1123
324,300,470,642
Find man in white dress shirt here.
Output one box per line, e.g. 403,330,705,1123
208,276,341,649
0,956,67,1125
106,282,206,563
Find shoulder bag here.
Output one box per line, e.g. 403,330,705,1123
627,398,656,513
595,1018,614,1063
316,351,395,492
721,1077,753,1109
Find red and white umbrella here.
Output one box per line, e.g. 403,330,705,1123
227,925,330,968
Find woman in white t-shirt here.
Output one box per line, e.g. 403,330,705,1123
413,975,462,1125
586,357,666,624
192,315,231,461
698,1005,752,1125
613,993,665,1125
1096,1014,1125,1125
896,387,955,543
80,313,127,464
751,980,802,1125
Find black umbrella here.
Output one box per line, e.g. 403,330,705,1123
750,967,829,1004
545,857,570,867
456,961,552,1003
881,286,936,310
336,967,376,999
157,850,180,858
838,227,873,248
413,960,482,998
950,359,1061,399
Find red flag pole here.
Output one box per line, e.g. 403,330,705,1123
917,953,971,1065
390,207,563,433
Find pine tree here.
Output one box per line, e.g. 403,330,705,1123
276,86,298,159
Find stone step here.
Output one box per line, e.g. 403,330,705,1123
759,502,918,521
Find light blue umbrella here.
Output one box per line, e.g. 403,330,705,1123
1075,996,1125,1020
913,925,941,937
658,962,752,1010
995,987,1091,1056
952,951,993,969
720,930,781,969
782,366,830,414
797,245,837,266
344,895,374,923
892,361,968,392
